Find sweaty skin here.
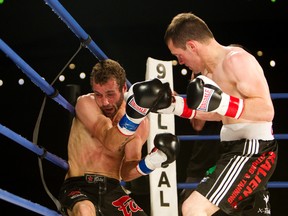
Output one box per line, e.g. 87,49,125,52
168,41,274,125
60,59,151,216
65,79,149,182
166,17,274,215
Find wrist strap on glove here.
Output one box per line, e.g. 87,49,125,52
136,148,167,175
173,96,196,119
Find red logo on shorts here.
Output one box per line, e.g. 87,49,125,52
227,151,276,209
112,195,143,216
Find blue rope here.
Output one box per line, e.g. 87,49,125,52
178,133,288,141
0,188,61,216
179,93,288,99
0,123,69,170
177,181,288,189
0,39,75,115
43,0,132,88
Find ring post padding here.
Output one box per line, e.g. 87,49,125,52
145,57,178,216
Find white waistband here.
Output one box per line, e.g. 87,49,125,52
220,122,274,141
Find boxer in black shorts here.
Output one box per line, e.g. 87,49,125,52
163,12,278,215
59,59,179,215
59,174,146,216
196,123,277,215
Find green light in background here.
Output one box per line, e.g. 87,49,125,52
0,0,4,4
271,0,276,3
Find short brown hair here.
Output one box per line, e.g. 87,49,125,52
90,59,126,91
164,12,214,49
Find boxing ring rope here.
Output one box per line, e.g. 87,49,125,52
0,39,75,115
0,45,287,214
0,124,68,170
178,133,288,141
0,1,287,215
180,93,288,100
0,37,72,215
43,0,108,61
0,189,61,216
43,0,132,88
177,181,288,190
0,0,137,173
0,43,287,213
1,92,288,215
0,0,131,214
177,92,288,189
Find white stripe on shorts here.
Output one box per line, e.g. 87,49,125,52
206,139,259,206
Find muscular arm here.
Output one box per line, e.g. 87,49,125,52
120,118,150,182
194,111,222,122
190,118,206,132
75,94,134,152
223,50,274,122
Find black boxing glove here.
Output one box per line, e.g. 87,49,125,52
186,75,244,119
118,79,172,135
132,78,172,110
136,133,180,175
149,82,173,111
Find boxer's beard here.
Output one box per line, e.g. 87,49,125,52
101,93,124,118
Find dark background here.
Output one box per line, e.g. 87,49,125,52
0,0,287,215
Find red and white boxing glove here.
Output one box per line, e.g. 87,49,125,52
152,95,196,119
186,75,244,119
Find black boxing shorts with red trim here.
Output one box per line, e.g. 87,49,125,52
58,174,147,216
196,139,278,216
